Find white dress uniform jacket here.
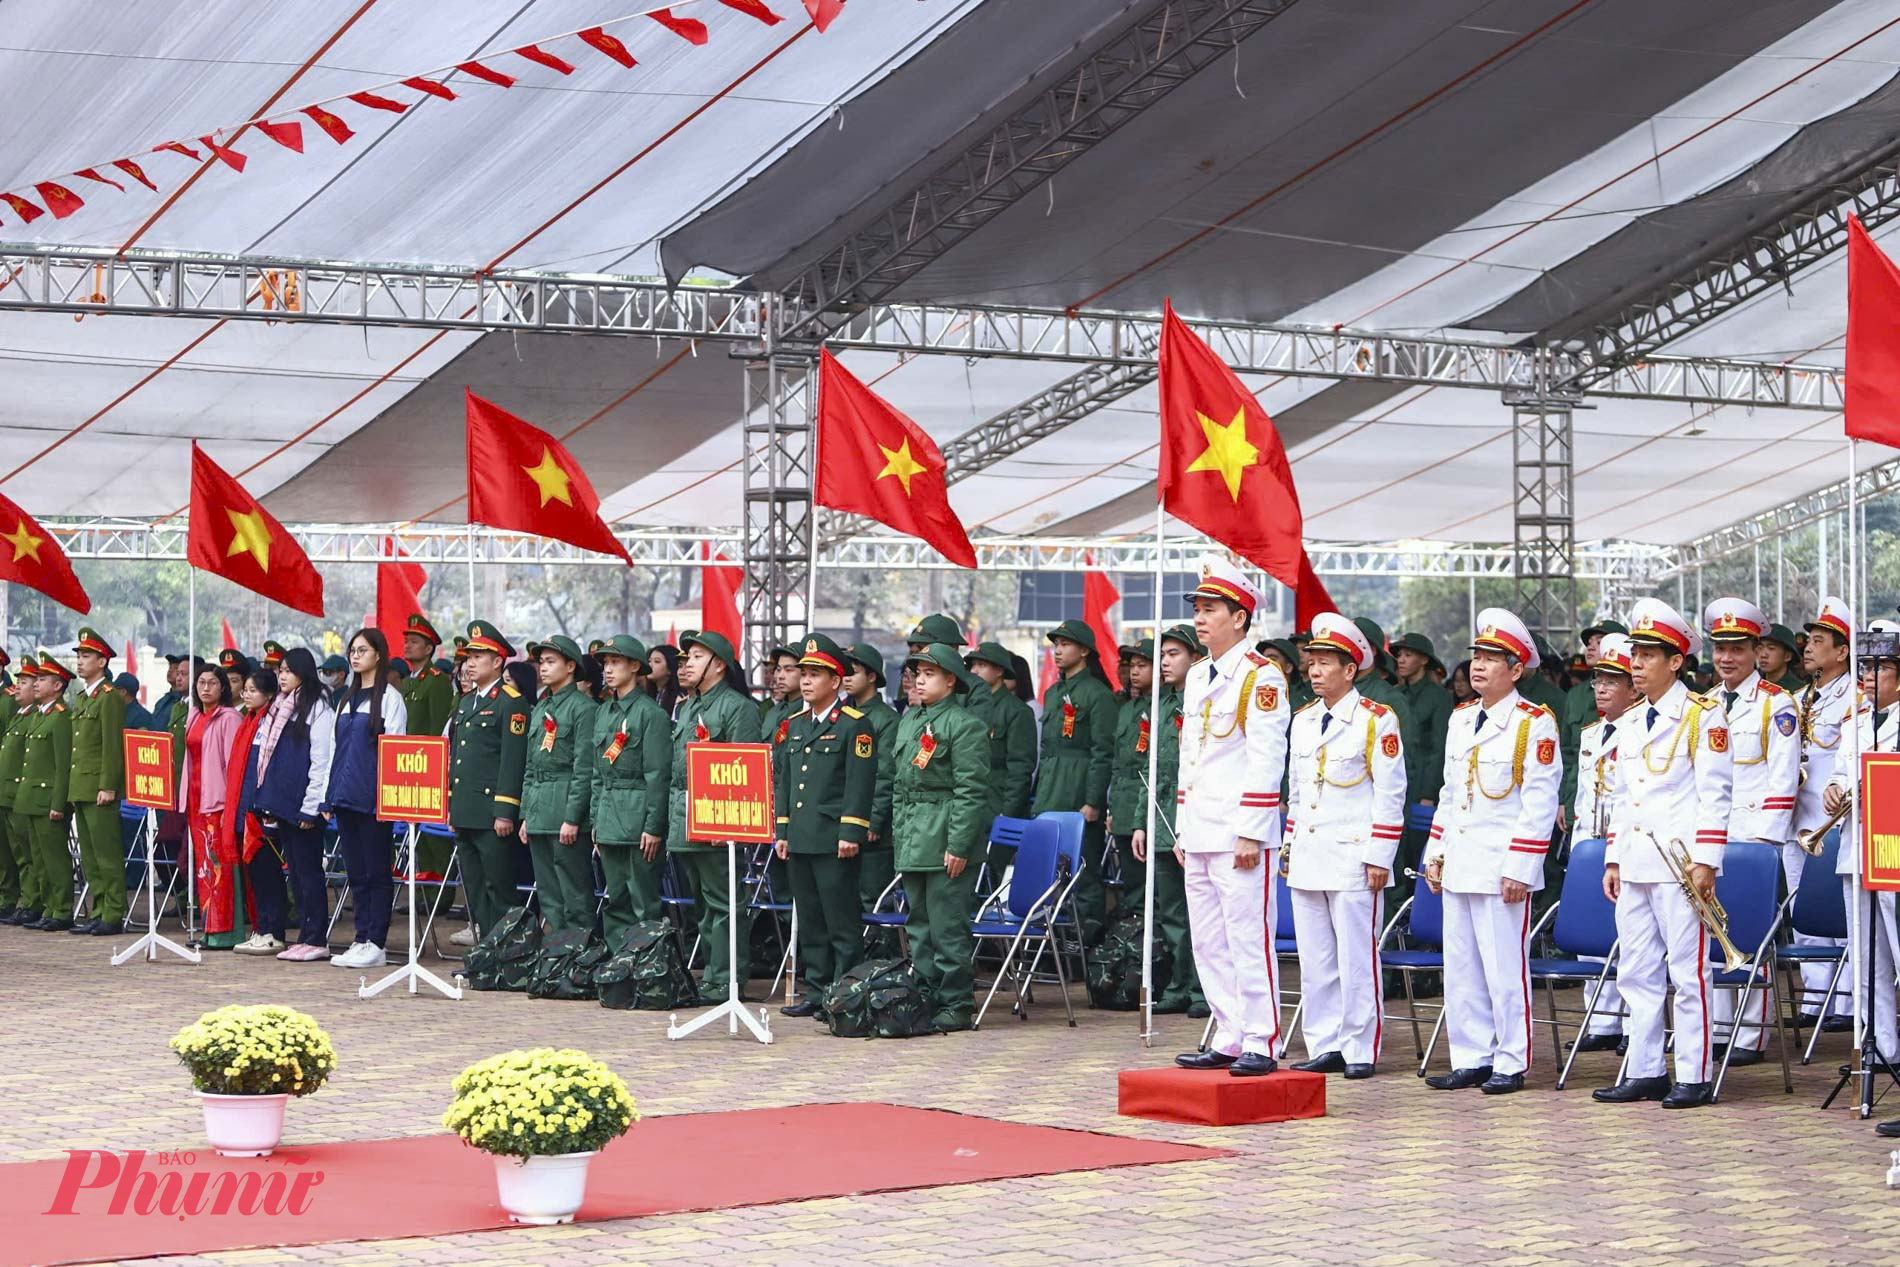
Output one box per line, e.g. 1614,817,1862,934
1794,670,1855,836
1571,714,1627,1037
1178,642,1289,853
1605,682,1733,879
1718,671,1800,845
1284,689,1406,890
1426,692,1563,891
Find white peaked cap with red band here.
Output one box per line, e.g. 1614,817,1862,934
1703,596,1766,643
1629,597,1701,658
1471,607,1539,669
1595,632,1635,675
1307,612,1372,671
1183,554,1262,616
1806,595,1853,643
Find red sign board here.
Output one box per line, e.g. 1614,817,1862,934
1861,751,1900,892
122,729,175,811
376,735,450,824
685,742,774,843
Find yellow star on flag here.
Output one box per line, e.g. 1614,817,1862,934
3,520,43,565
1184,406,1260,502
523,446,575,507
875,438,929,496
225,508,272,570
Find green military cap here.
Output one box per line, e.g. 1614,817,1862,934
464,620,514,659
964,640,1013,672
596,634,649,665
1765,622,1800,655
320,653,347,674
1391,631,1443,672
1161,623,1204,656
217,648,250,675
1046,619,1096,652
681,629,745,688
846,642,886,686
73,627,113,659
1580,617,1629,642
586,637,607,658
404,614,443,646
677,629,698,646
433,657,454,674
905,642,967,678
388,657,411,679
527,634,585,666
261,640,287,669
1126,637,1155,662
1291,630,1313,645
797,632,849,675
1350,617,1391,672
906,613,964,647
769,640,802,663
38,650,73,681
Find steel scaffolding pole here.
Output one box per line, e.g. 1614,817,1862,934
1509,388,1579,644
740,347,816,661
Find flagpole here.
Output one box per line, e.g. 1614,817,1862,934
1140,500,1163,1046
186,560,199,948
466,521,477,619
1847,437,1870,1096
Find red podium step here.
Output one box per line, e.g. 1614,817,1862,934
1117,1066,1326,1126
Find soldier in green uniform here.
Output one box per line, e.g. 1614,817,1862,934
1106,637,1161,917
1259,638,1310,710
1350,617,1422,797
395,614,459,916
260,641,286,671
668,630,763,1002
67,628,127,934
21,653,75,930
760,645,802,734
964,641,1036,877
845,644,900,914
0,662,35,923
218,649,249,703
1760,623,1805,691
906,615,967,707
519,635,596,935
1146,624,1205,1013
1036,619,1119,941
892,643,992,1032
773,634,877,1016
589,636,671,941
446,621,531,939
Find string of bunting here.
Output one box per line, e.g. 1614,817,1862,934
0,0,845,228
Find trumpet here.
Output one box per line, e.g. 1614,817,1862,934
1658,837,1751,973
1795,796,1850,856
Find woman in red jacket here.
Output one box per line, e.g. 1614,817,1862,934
182,662,244,948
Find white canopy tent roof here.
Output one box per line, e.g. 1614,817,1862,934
0,0,1893,554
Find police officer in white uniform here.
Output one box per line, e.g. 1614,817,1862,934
1172,558,1290,1077
1284,613,1406,1079
1594,598,1735,1110
1422,608,1562,1095
1702,596,1800,1067
1570,633,1639,1049
1794,596,1856,1028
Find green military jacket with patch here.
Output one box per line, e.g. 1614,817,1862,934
68,676,126,802
589,686,671,844
447,677,532,830
1397,676,1452,803
0,699,31,811
400,666,457,740
668,683,763,850
970,684,1035,821
1035,671,1118,812
773,696,877,854
16,702,72,816
522,682,594,833
1106,690,1155,837
856,693,900,843
890,698,991,871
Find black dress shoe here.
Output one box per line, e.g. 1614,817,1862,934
779,1000,821,1018
1343,1063,1376,1080
1424,1066,1493,1090
1229,1052,1278,1077
1570,1033,1621,1053
1715,1045,1763,1068
1875,1118,1900,1138
89,921,124,936
1823,1015,1856,1033
1661,1081,1711,1109
1593,1076,1671,1103
0,905,14,920
35,918,74,931
1480,1072,1524,1095
1291,1051,1346,1073
1186,1001,1211,1019
1175,1050,1236,1070
3,908,37,925
68,918,101,934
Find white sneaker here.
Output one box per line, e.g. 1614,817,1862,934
355,944,387,968
331,941,367,966
451,926,477,947
233,933,284,956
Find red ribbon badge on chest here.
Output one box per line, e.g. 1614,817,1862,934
693,718,709,743
774,718,790,746
541,714,558,753
912,727,937,770
1061,697,1077,739
603,729,629,763
1174,713,1183,732
1136,717,1150,753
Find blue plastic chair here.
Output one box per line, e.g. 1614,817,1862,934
979,816,1035,898
1781,828,1849,1063
1710,841,1794,1100
1527,837,1622,1088
972,818,1080,1028
1379,878,1445,1073
1033,810,1090,983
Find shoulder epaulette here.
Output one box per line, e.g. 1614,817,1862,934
501,683,521,698
1581,718,1603,733
1515,699,1551,717
1295,698,1320,714
841,705,863,719
1686,693,1715,710
53,703,66,713
1244,650,1269,666
1362,699,1390,718
1761,680,1785,696
1455,698,1479,710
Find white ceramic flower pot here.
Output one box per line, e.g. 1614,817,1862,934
492,1150,597,1225
198,1092,290,1157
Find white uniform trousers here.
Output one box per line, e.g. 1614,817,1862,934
1290,886,1384,1064
1441,890,1533,1076
1581,958,1623,1036
1785,842,1849,1018
1616,881,1714,1083
1840,882,1900,1062
1184,851,1281,1058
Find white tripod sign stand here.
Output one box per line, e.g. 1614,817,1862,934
667,838,772,1044
111,805,200,966
360,821,463,1000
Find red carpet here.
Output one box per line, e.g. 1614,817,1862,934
4,1103,1225,1266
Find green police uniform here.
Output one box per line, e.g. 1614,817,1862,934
0,679,29,916
447,622,531,937
846,643,901,918
667,631,763,998
965,642,1036,876
892,645,992,1029
19,680,75,926
774,635,877,1006
68,629,128,928
590,637,672,942
522,637,596,935
1036,620,1119,941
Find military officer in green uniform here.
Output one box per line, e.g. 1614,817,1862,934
1391,631,1451,805
964,641,1036,876
1760,623,1805,692
761,644,802,734
395,614,459,909
1349,617,1422,798
668,630,763,1002
0,662,35,922
892,643,992,1031
845,644,901,914
21,653,75,930
773,634,877,1016
66,628,127,934
446,621,531,939
519,635,596,935
590,636,671,941
1037,619,1119,940
1106,637,1162,916
260,640,286,671
907,615,967,707
1147,624,1204,1012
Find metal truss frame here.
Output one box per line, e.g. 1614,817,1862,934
1508,390,1580,643
1654,453,1900,577
740,354,816,657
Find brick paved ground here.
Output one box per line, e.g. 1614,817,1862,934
5,916,1896,1266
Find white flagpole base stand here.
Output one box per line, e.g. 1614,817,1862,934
668,842,772,1044
360,825,462,1000
112,808,200,966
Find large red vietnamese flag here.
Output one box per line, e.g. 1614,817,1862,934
1847,215,1900,448
187,443,325,617
699,541,743,648
1157,301,1335,627
0,491,90,613
375,536,428,653
465,390,631,563
814,349,977,568
1083,565,1121,693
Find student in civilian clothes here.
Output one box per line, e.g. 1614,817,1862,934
322,629,407,970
